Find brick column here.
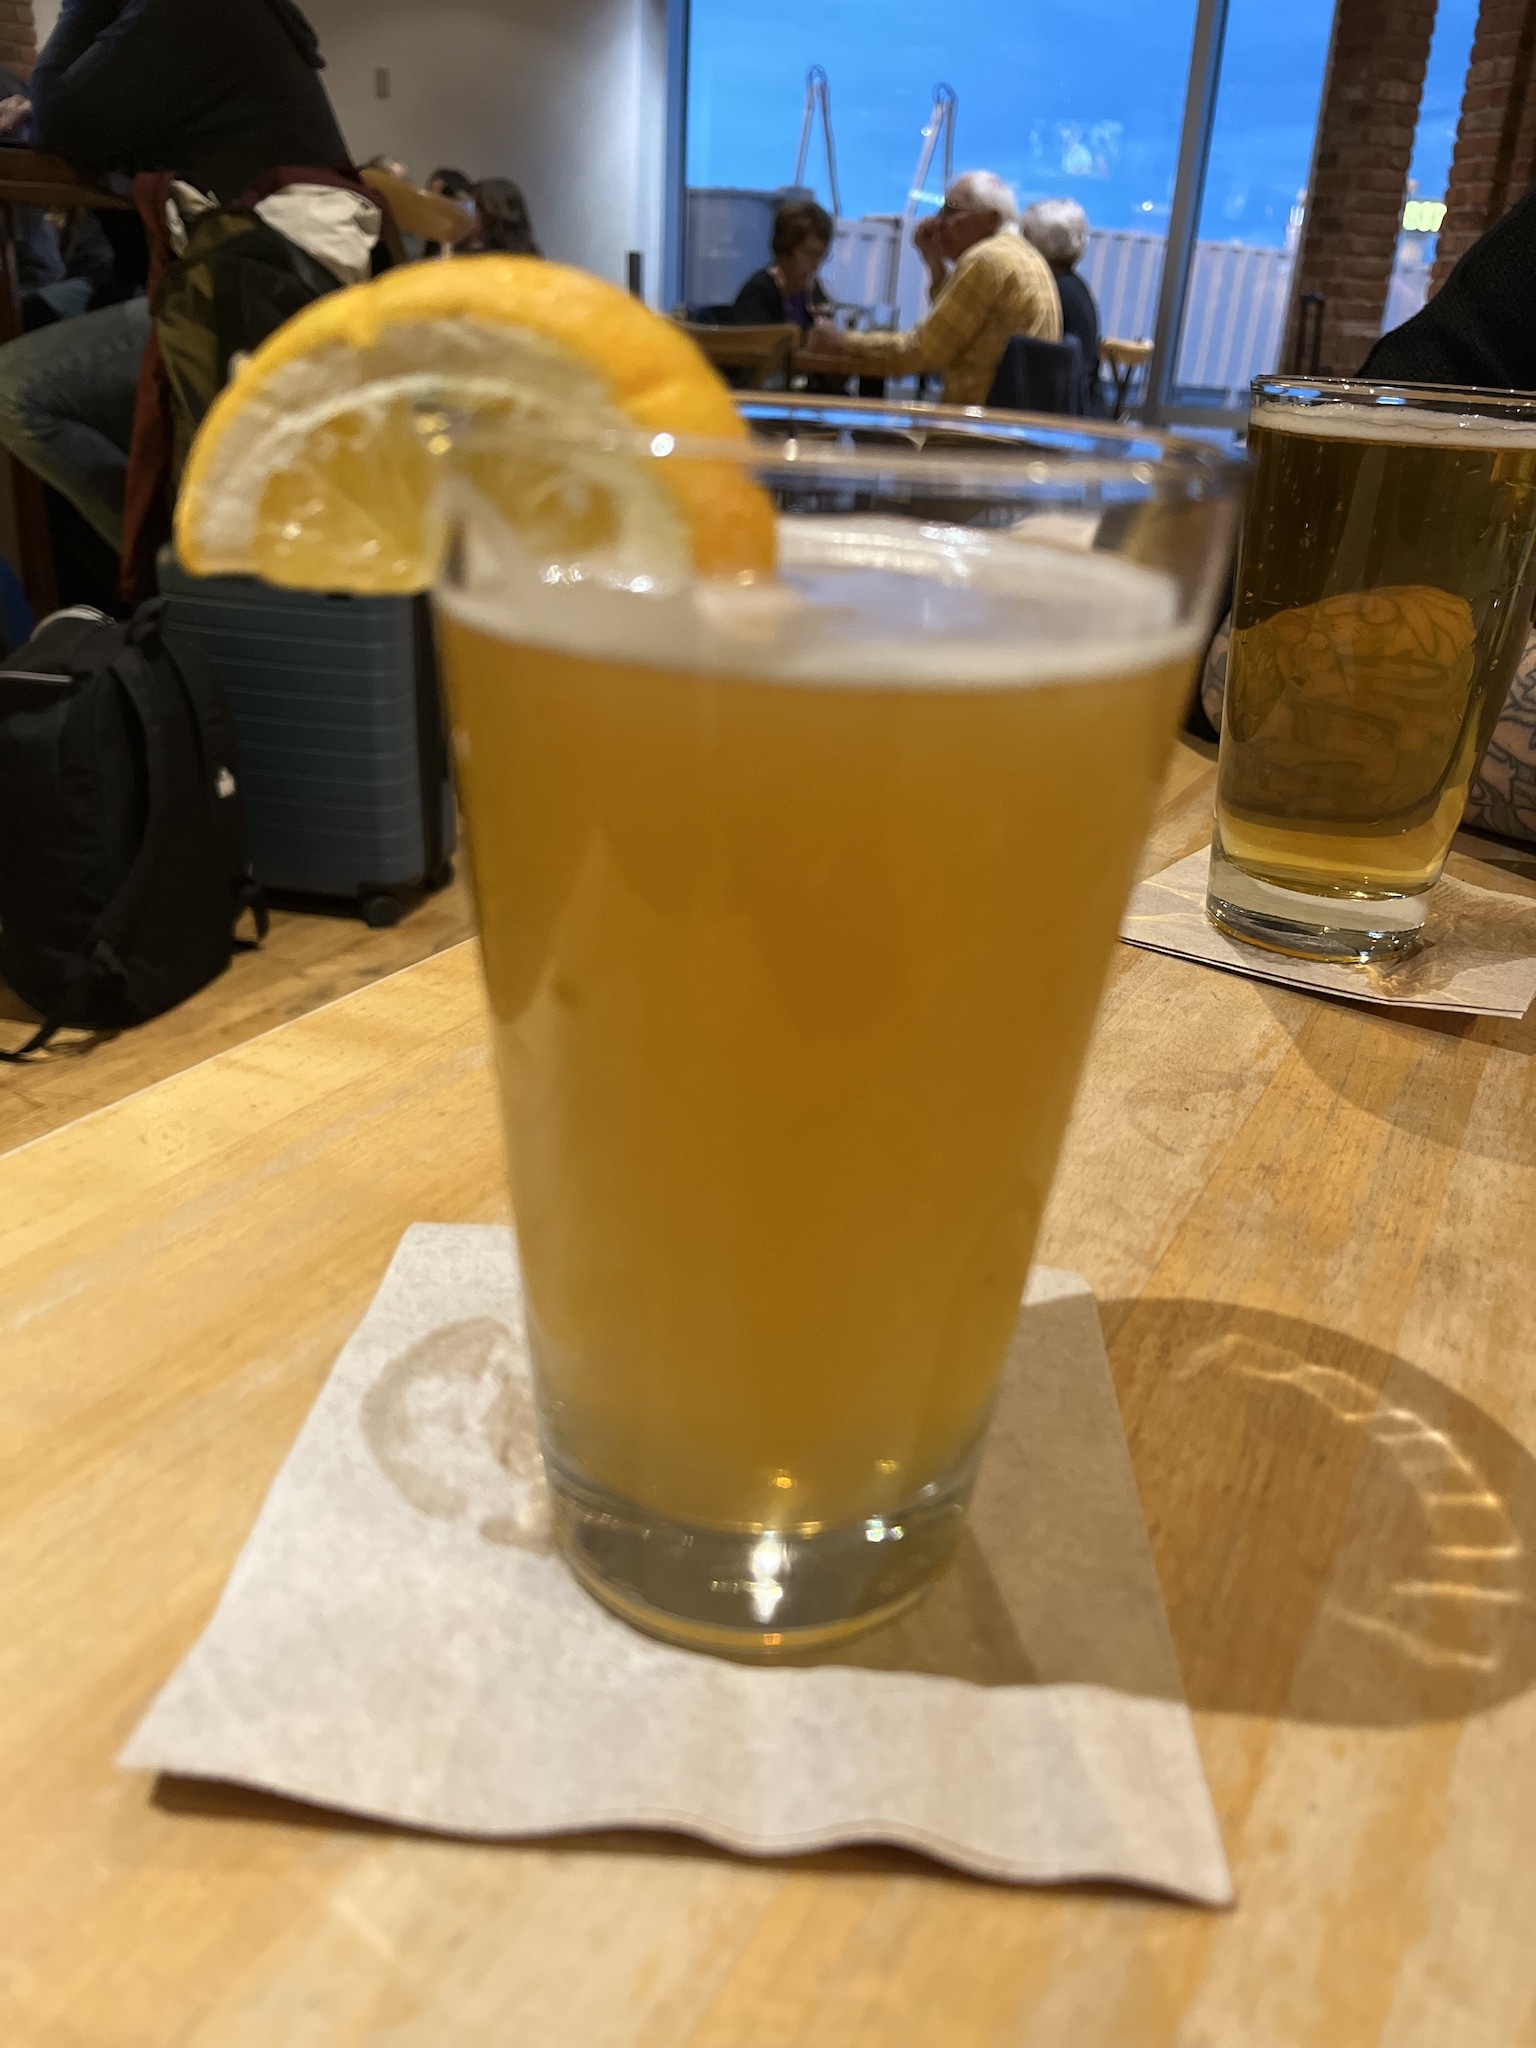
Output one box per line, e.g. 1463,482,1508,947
1433,0,1536,289
0,0,36,76
1284,0,1438,376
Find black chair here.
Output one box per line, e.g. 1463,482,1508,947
985,333,1087,416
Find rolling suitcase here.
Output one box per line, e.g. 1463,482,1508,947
158,553,455,926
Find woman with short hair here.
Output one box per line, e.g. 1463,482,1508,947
730,199,834,329
1020,197,1101,413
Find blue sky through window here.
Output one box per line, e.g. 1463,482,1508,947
688,0,1479,250
1411,0,1479,202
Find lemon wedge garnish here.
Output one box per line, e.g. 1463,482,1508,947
174,256,776,593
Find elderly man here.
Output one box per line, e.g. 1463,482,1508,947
804,170,1060,405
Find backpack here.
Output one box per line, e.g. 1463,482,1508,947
153,208,343,486
0,601,266,1059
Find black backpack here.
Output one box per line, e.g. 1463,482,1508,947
0,601,266,1059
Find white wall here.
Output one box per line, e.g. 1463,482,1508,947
306,0,671,298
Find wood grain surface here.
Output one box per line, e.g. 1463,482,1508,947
0,877,473,1156
4,741,1535,2048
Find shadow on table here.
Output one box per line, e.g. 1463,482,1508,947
1102,1296,1536,1727
1257,977,1536,1168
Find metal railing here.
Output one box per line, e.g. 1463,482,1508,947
1079,228,1295,409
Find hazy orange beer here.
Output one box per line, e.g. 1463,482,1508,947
438,407,1236,1654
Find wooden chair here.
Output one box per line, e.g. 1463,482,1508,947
1100,337,1154,421
359,169,477,263
674,322,799,390
985,334,1088,417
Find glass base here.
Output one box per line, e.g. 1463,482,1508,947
1206,843,1427,965
545,1448,976,1660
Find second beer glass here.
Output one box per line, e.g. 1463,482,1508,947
1209,376,1536,962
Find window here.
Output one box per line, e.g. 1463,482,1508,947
687,2,1202,228
1382,0,1480,336
684,0,1200,321
1163,0,1335,414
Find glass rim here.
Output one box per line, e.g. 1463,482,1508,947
432,392,1246,502
1251,373,1536,420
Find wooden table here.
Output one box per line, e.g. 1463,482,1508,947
0,149,133,614
676,321,801,390
5,740,1536,2047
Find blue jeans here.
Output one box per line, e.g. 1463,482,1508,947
0,295,151,551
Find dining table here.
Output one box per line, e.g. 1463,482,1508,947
0,147,134,614
4,735,1536,2047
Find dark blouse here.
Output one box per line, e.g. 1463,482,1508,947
1055,267,1101,385
730,266,831,330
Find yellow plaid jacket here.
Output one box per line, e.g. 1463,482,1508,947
837,229,1063,406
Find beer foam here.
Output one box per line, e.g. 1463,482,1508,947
437,515,1203,690
1251,397,1536,452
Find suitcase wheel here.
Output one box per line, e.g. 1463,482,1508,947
360,890,405,929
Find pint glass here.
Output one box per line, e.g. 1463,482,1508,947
1209,377,1536,962
437,401,1237,1655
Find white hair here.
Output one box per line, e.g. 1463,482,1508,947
949,170,1019,226
1020,197,1089,267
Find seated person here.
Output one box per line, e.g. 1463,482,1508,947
461,178,541,257
730,200,833,329
0,0,352,559
1198,190,1536,851
801,171,1060,405
1020,196,1100,412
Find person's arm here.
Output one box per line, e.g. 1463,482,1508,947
30,0,204,172
30,0,123,88
809,246,995,374
1466,635,1536,846
912,214,949,296
0,59,30,137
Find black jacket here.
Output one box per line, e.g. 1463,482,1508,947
1056,269,1100,383
730,266,830,330
1363,189,1536,390
31,0,349,200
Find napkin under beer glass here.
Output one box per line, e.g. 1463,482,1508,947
437,402,1237,1656
1208,375,1536,963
